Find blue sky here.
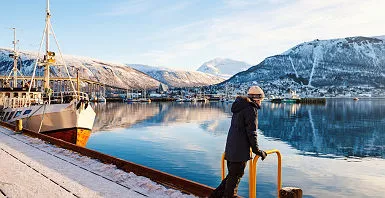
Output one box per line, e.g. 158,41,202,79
0,0,384,70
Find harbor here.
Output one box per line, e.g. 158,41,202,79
1,99,385,197
0,104,303,198
1,0,384,197
87,100,385,197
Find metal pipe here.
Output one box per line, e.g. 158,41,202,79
221,152,226,180
251,149,282,198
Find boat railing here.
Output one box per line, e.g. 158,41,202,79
51,91,89,103
1,91,90,108
2,97,43,108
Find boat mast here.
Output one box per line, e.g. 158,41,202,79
44,0,51,90
12,28,19,87
76,68,80,94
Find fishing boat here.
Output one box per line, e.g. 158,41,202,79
193,97,208,103
90,94,106,103
97,85,107,102
90,94,98,102
138,89,151,103
0,28,43,110
138,98,151,103
175,98,185,102
0,0,95,147
97,96,106,103
184,97,193,102
124,89,138,103
281,89,300,103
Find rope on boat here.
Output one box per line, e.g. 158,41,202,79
37,103,47,133
24,104,45,129
0,187,6,197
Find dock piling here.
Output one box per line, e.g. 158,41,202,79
280,187,303,198
15,119,22,133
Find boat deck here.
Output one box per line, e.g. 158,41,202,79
0,127,200,198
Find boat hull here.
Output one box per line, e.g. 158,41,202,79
43,127,91,147
1,101,96,147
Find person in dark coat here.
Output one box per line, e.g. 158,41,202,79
210,86,267,198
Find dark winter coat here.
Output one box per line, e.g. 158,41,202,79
225,96,262,162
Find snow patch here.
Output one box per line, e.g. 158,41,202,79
197,58,251,79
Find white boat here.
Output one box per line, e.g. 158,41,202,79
124,89,138,103
281,89,300,103
175,98,185,102
0,0,95,147
184,98,193,102
91,93,106,103
138,98,151,103
96,85,107,103
97,96,106,103
193,97,208,103
175,92,186,102
90,95,98,102
138,89,151,103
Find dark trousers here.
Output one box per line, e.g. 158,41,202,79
210,161,246,198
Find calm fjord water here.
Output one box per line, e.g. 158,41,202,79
87,99,385,198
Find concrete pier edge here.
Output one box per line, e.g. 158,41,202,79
0,121,214,197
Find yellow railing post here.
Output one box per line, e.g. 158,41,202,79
221,152,226,180
250,149,282,198
221,151,256,197
220,150,281,198
249,156,254,197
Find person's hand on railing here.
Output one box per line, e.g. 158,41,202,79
258,150,267,161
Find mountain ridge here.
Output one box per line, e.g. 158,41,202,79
0,48,162,89
197,58,251,79
221,36,385,97
128,64,224,87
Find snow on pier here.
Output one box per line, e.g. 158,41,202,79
0,127,195,198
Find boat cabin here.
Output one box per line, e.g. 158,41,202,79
0,87,42,109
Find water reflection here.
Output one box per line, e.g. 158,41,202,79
92,99,385,159
92,102,230,134
259,99,385,158
91,102,160,131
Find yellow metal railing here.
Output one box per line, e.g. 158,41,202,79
221,153,226,180
250,149,282,198
220,149,282,198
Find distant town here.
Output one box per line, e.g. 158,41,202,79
113,80,384,103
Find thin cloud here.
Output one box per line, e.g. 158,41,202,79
130,0,385,68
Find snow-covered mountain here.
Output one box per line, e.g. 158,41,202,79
374,35,385,41
0,48,161,89
223,36,385,95
197,58,251,79
128,64,224,87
